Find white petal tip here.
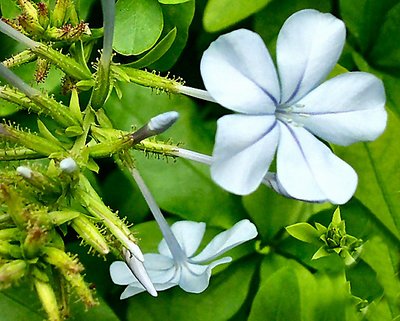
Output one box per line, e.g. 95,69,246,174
16,166,32,179
60,157,78,173
148,111,179,132
126,243,145,262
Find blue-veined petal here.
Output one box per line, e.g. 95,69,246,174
292,72,387,145
201,29,279,114
191,219,257,263
211,114,280,195
158,221,206,257
276,122,357,204
277,9,345,104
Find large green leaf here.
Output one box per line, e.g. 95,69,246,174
113,0,163,55
125,257,258,321
334,110,400,240
124,27,177,68
104,82,247,228
339,0,398,54
250,255,357,321
0,0,20,18
203,0,271,33
370,2,400,69
149,0,195,70
0,287,44,321
361,236,400,318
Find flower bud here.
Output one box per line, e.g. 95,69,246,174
71,215,110,255
60,157,78,173
0,260,27,289
33,270,61,321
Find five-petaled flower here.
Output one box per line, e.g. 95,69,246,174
110,219,257,299
200,9,387,204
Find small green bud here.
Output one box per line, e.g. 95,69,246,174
0,241,22,259
17,0,39,21
33,269,61,321
18,14,45,36
37,2,50,29
16,166,62,195
33,44,92,80
0,260,27,289
42,247,97,308
91,59,112,110
52,0,70,27
71,215,110,255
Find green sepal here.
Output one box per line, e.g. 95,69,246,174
312,246,330,260
65,125,84,137
37,119,63,147
286,222,321,244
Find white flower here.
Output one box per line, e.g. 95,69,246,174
110,219,257,299
200,9,387,204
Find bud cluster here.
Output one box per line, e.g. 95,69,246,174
0,1,187,319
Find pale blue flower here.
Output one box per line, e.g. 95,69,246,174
200,9,387,204
110,219,257,299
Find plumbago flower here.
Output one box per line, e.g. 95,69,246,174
200,9,387,204
110,167,257,298
110,219,257,298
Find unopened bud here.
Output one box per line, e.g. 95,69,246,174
33,270,61,321
131,111,179,143
123,248,157,297
71,215,110,255
0,260,27,289
60,157,78,173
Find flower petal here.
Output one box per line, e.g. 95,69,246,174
191,219,258,263
201,29,279,114
144,253,178,285
277,9,345,104
120,285,146,299
179,257,232,293
211,114,280,195
292,72,387,145
276,122,357,204
158,221,206,257
110,261,137,285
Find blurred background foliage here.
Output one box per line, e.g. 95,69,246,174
0,0,399,320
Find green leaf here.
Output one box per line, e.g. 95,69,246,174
254,0,332,49
361,236,400,317
126,257,258,321
159,0,190,3
124,27,177,68
334,110,400,240
369,2,400,69
243,184,332,242
113,0,163,56
0,0,20,18
250,256,317,321
286,222,321,244
149,0,195,70
203,0,271,33
254,255,356,321
249,267,302,321
339,0,398,54
104,83,246,228
0,287,44,321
